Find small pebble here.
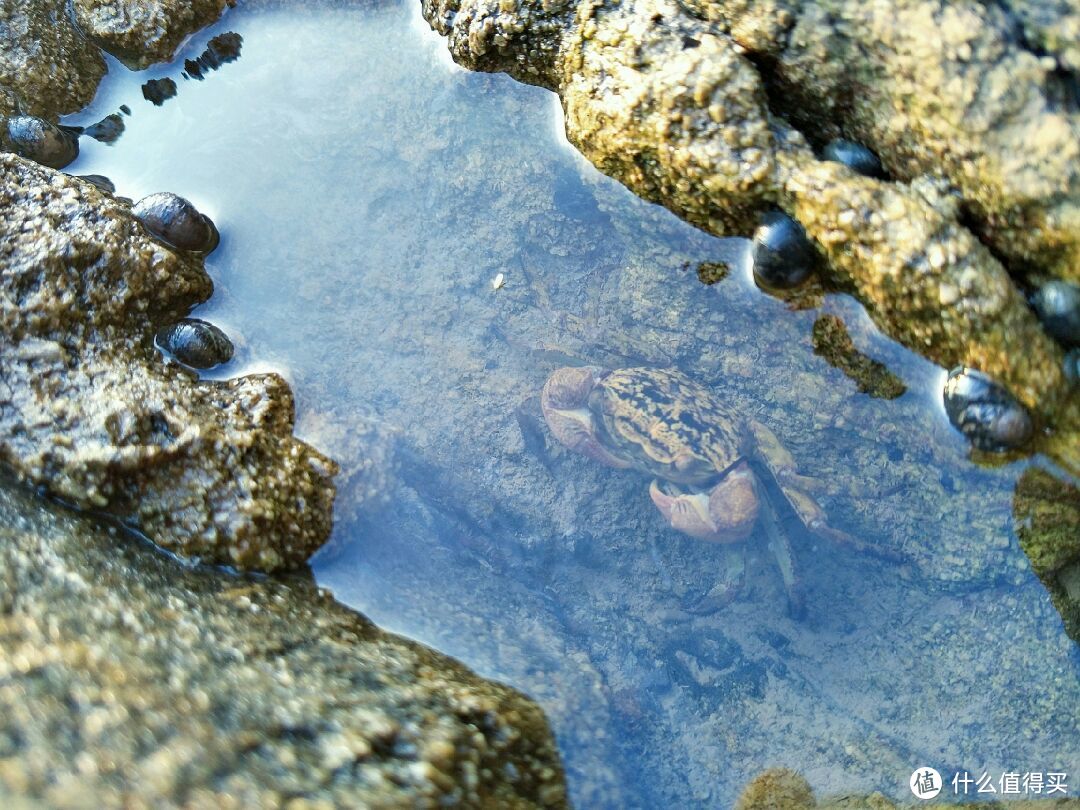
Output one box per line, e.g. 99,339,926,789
155,319,234,370
751,211,817,289
821,139,885,178
1031,280,1080,348
943,367,1033,452
133,192,220,254
5,115,79,169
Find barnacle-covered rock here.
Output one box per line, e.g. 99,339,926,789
420,0,1077,458
0,473,569,808
133,191,221,253
0,153,334,571
71,0,231,69
3,115,79,169
156,318,234,369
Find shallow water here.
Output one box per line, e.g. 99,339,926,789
65,1,1079,805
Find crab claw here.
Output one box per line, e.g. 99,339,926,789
649,462,759,543
541,366,630,469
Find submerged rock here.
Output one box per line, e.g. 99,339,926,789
133,191,221,254
3,115,80,168
156,318,235,369
0,0,106,118
0,154,334,571
0,473,568,808
943,367,1034,452
810,314,906,399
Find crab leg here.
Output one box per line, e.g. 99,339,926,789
746,419,901,560
756,482,804,619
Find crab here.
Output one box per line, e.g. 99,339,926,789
541,365,876,615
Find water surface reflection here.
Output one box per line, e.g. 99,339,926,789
65,1,1079,805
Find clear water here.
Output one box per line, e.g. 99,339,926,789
64,1,1079,805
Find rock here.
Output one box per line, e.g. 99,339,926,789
1013,468,1080,645
735,769,816,809
420,0,1077,451
0,472,568,808
72,0,232,70
0,153,336,571
0,0,106,117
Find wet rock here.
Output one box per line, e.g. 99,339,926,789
943,367,1034,452
82,111,126,144
183,31,244,79
3,115,79,169
820,139,884,179
0,153,334,571
156,318,235,369
142,76,178,106
0,0,106,118
133,191,221,254
72,0,232,70
420,0,1077,452
0,473,568,808
751,210,817,289
1032,280,1080,348
811,314,906,399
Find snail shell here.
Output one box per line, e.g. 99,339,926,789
751,211,817,290
5,115,79,169
133,192,220,254
821,139,886,179
943,367,1033,452
155,318,234,370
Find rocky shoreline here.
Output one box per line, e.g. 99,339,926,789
1,0,1078,805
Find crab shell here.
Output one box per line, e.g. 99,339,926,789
541,366,759,542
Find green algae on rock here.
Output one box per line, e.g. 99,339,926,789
811,314,906,400
420,0,1075,442
0,474,568,809
0,154,337,571
1014,467,1080,644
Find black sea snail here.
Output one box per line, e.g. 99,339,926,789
133,192,220,254
155,318,234,370
821,139,885,179
751,211,817,290
5,115,79,169
943,367,1033,452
